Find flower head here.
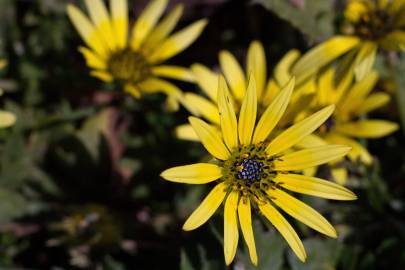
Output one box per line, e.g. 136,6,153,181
291,0,405,83
177,41,315,140
161,75,356,265
67,0,207,110
295,67,398,184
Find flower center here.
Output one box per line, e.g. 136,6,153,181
107,48,150,83
348,9,395,40
222,143,279,201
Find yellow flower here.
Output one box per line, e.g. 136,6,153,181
177,41,315,140
67,0,207,110
161,75,356,265
291,0,405,83
295,67,398,184
0,59,16,128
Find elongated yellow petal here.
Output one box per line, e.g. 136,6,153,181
124,83,141,98
85,0,116,50
238,198,257,266
252,78,294,143
90,70,113,82
184,93,220,124
189,117,230,160
218,76,238,151
261,79,280,107
79,47,107,70
274,145,351,171
191,64,219,102
131,0,167,50
143,4,183,53
238,76,257,145
325,133,372,164
247,41,266,98
268,189,337,237
183,182,228,231
66,4,108,57
151,65,194,82
353,42,377,81
175,124,199,141
258,202,306,262
224,191,239,266
161,163,222,184
0,111,16,128
317,67,335,106
266,105,335,156
331,167,348,185
294,134,327,149
339,70,378,115
148,19,208,63
292,36,360,84
274,50,300,86
334,120,399,138
219,50,246,101
356,93,390,115
110,0,128,48
380,30,405,51
275,173,357,200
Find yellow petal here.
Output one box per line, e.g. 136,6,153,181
161,163,222,184
292,36,360,84
274,173,357,200
334,120,399,138
0,111,16,128
274,145,351,171
148,19,208,63
266,105,335,156
143,4,183,53
224,191,239,266
238,76,257,145
267,189,337,237
189,116,230,160
325,133,373,165
258,202,306,262
353,42,377,81
218,76,238,151
183,93,220,124
252,78,294,144
380,30,405,51
183,182,228,231
151,65,194,82
356,93,390,115
124,83,141,98
138,77,182,97
339,70,378,115
131,0,167,50
294,134,328,149
175,124,199,141
219,50,246,101
317,67,335,106
79,47,107,70
247,41,266,98
90,70,113,82
110,0,128,48
331,167,348,185
238,198,257,266
190,64,219,102
274,49,300,86
261,79,280,107
84,0,116,50
66,4,108,57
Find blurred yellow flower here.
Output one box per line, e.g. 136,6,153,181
295,67,399,184
0,59,16,128
291,0,405,83
67,0,207,110
161,75,356,265
177,41,316,140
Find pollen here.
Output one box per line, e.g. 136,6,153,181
107,48,150,83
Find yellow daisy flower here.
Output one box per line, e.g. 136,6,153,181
0,59,16,128
161,75,356,265
296,67,399,184
291,0,405,83
176,41,315,140
67,0,207,110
